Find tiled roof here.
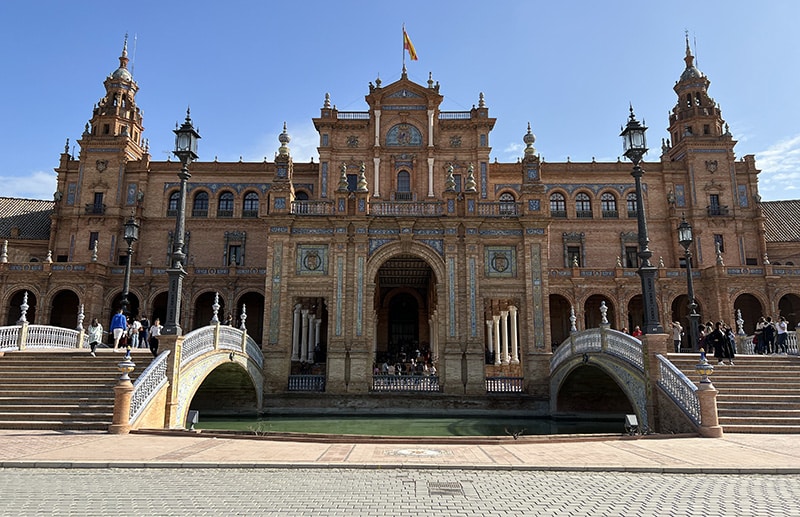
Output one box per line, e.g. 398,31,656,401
762,200,800,242
0,197,53,240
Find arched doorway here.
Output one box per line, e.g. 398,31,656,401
584,294,614,330
111,292,140,318
194,291,225,330
6,290,37,325
374,254,435,365
626,294,643,332
733,293,763,334
50,290,80,329
549,294,572,349
150,291,169,326
671,294,702,351
779,294,800,329
236,291,266,344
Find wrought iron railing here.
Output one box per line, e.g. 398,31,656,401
129,350,171,422
372,375,440,392
485,377,524,393
292,201,334,215
656,354,700,426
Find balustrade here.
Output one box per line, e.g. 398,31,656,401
371,374,440,392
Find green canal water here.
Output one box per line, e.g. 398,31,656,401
195,415,624,437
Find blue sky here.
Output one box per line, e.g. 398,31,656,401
1,1,798,201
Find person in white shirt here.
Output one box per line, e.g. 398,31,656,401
670,321,684,353
776,316,789,354
87,318,103,357
148,318,163,357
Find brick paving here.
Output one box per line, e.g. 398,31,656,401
0,430,799,515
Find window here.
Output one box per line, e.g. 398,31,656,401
480,134,487,147
708,194,728,216
713,234,725,253
192,192,209,217
397,171,410,190
626,193,637,218
453,174,462,192
575,193,592,218
89,232,99,250
499,193,517,215
217,192,234,218
295,191,309,201
347,174,358,192
625,246,639,268
243,192,259,218
550,193,566,218
167,192,180,216
601,193,618,218
321,134,329,146
745,257,757,266
227,245,242,266
87,192,105,214
703,124,710,135
103,124,110,135
567,246,581,267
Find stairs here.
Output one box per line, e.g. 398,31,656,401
668,354,800,433
0,349,147,431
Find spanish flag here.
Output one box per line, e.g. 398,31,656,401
403,27,418,61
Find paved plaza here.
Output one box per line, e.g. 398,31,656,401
0,430,799,515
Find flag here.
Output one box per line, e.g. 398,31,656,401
403,28,418,61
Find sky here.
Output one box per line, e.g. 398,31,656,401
1,1,799,201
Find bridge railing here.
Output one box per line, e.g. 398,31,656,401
371,374,441,392
180,324,263,369
551,327,643,373
0,323,87,351
288,374,326,392
656,354,701,426
129,350,171,422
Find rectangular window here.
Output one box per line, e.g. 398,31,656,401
567,246,581,267
453,174,462,192
480,134,487,147
714,234,725,253
745,257,758,266
347,174,358,192
625,246,639,268
322,134,329,146
89,232,99,250
56,255,68,263
227,245,242,266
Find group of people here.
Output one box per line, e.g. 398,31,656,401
699,321,737,366
753,316,790,355
376,358,437,377
85,308,162,358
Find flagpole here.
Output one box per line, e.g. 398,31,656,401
401,24,406,74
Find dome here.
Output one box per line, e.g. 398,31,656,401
111,67,132,81
680,65,703,82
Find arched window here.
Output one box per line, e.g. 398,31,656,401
192,192,208,217
294,191,309,201
626,193,638,217
601,193,618,218
550,193,566,218
217,192,234,218
575,193,592,218
167,192,180,216
499,192,517,215
242,192,259,218
396,170,411,200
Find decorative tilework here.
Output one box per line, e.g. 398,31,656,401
546,183,636,195
268,242,282,344
336,257,343,336
413,229,442,235
527,166,539,180
738,184,748,207
338,199,345,212
291,228,334,235
274,197,286,210
194,268,230,275
420,239,444,257
447,199,455,213
277,166,288,179
674,184,686,207
296,245,328,275
468,199,475,213
386,123,423,146
386,89,422,98
485,246,516,277
494,184,521,193
269,226,289,233
370,228,400,235
164,182,271,194
448,257,456,337
465,228,477,235
358,198,365,212
526,228,545,235
528,199,541,211
356,228,367,234
357,256,364,336
446,228,458,235
469,257,477,338
321,162,328,198
479,229,523,236
126,183,138,205
480,162,488,199
66,183,76,206
531,243,545,350
369,238,395,256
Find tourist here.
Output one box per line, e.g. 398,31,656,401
670,321,684,353
631,326,643,338
708,322,730,365
722,324,736,365
110,308,127,351
763,316,776,354
149,318,162,357
776,316,789,354
139,315,150,348
754,317,766,354
128,316,142,349
87,318,103,357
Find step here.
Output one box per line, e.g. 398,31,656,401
0,421,109,431
718,408,800,418
719,416,800,426
0,404,113,412
722,424,800,434
0,412,111,422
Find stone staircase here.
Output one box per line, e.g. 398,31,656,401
0,349,146,431
669,354,800,433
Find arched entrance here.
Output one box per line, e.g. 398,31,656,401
374,253,436,366
549,294,571,349
733,293,763,334
555,365,634,417
111,292,140,318
50,290,80,328
584,294,614,330
671,294,702,350
193,291,225,330
779,294,800,328
150,291,169,325
6,290,37,325
236,291,266,344
626,294,643,332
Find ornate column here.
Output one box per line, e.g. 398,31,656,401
314,318,322,361
300,309,309,362
373,157,381,197
374,110,381,146
492,314,501,365
427,109,435,147
427,158,435,197
509,305,520,364
485,319,494,359
291,304,301,361
306,314,316,362
500,310,510,364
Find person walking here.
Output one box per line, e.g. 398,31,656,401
138,315,150,348
148,318,162,357
763,316,776,354
87,318,103,357
110,308,127,351
128,316,142,349
708,321,728,365
776,316,789,354
670,321,684,353
722,324,736,365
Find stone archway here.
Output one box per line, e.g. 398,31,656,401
779,293,800,329
549,293,572,350
584,294,615,330
733,293,763,334
6,290,37,325
50,290,80,328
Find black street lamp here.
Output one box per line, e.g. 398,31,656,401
120,215,139,316
677,215,701,352
163,109,200,336
621,106,663,334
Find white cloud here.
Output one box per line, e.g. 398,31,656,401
2,170,57,200
755,134,800,201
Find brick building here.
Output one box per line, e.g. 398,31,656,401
1,38,799,402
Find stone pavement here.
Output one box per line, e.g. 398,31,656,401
1,431,799,515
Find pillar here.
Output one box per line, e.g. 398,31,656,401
493,315,501,365
485,319,494,357
291,305,301,361
697,382,724,438
306,314,316,363
509,305,519,364
500,310,510,364
373,157,381,197
427,158,435,197
300,309,309,362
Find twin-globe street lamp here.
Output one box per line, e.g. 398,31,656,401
120,215,139,316
163,109,200,336
678,216,701,352
621,106,664,335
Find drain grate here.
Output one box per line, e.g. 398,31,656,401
427,481,464,497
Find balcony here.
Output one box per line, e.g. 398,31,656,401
707,205,730,216
242,209,259,218
291,201,334,215
217,209,233,218
191,209,208,218
477,202,520,217
576,210,594,219
627,209,638,218
394,191,413,201
84,203,106,215
551,209,567,219
602,210,619,219
337,111,369,120
370,201,443,217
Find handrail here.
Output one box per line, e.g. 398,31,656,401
656,354,700,426
129,350,171,422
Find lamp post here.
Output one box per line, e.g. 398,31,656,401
120,215,139,316
677,215,701,352
163,109,200,336
621,106,663,334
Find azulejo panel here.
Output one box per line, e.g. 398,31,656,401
485,246,516,278
296,245,328,275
